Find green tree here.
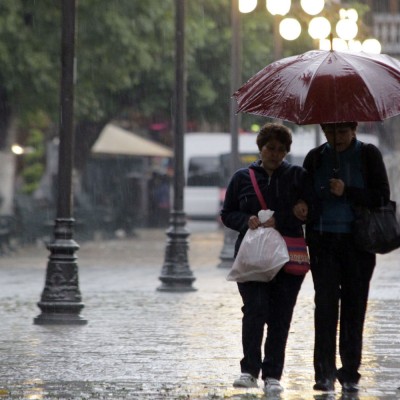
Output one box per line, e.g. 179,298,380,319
3,0,345,170
0,1,60,148
20,128,45,194
0,0,278,170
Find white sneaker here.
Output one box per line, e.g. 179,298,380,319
263,378,284,393
233,373,258,388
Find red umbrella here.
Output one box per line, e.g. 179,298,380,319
233,50,400,125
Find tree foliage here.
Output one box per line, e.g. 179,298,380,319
2,0,350,167
0,1,280,135
0,0,60,147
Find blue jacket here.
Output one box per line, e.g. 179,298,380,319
220,160,314,256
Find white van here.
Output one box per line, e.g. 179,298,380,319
184,132,258,220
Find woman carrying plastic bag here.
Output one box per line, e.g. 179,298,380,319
227,210,289,282
220,123,314,395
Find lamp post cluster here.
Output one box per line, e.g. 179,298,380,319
239,0,382,53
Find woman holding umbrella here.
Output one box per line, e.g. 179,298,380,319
298,121,390,393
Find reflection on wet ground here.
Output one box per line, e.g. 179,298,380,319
0,229,399,399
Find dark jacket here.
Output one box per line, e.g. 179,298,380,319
303,140,390,237
303,140,390,209
220,160,314,256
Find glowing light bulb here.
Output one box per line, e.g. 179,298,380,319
239,0,257,13
279,18,301,40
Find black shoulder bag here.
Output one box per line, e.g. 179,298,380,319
353,145,400,254
354,200,400,254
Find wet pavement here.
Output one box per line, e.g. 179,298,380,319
0,223,399,399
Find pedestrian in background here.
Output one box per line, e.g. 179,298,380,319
301,121,390,394
220,123,313,394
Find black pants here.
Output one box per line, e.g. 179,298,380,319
237,270,304,380
308,232,375,384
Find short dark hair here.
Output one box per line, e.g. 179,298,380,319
256,123,292,153
320,121,358,131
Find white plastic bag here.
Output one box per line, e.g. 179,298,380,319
227,227,290,283
258,209,274,223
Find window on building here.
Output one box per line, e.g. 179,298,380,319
372,0,390,12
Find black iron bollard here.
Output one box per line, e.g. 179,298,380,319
158,211,196,292
34,218,86,325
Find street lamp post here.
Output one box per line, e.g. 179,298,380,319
34,0,86,325
158,0,196,292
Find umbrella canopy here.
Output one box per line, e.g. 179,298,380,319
233,50,400,125
92,124,173,158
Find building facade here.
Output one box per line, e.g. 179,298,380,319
366,0,400,56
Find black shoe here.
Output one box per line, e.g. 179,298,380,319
342,382,359,393
313,379,335,392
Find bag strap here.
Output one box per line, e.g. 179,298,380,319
249,168,268,210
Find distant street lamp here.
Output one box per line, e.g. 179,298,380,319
267,0,290,16
308,17,331,40
266,0,382,53
300,0,324,15
279,18,301,41
362,38,382,53
34,0,86,325
336,11,358,40
239,0,256,13
157,0,196,292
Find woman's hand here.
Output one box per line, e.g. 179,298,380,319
248,215,261,230
329,178,345,196
293,200,308,221
248,215,276,229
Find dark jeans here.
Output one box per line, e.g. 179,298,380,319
308,232,376,384
237,270,304,380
